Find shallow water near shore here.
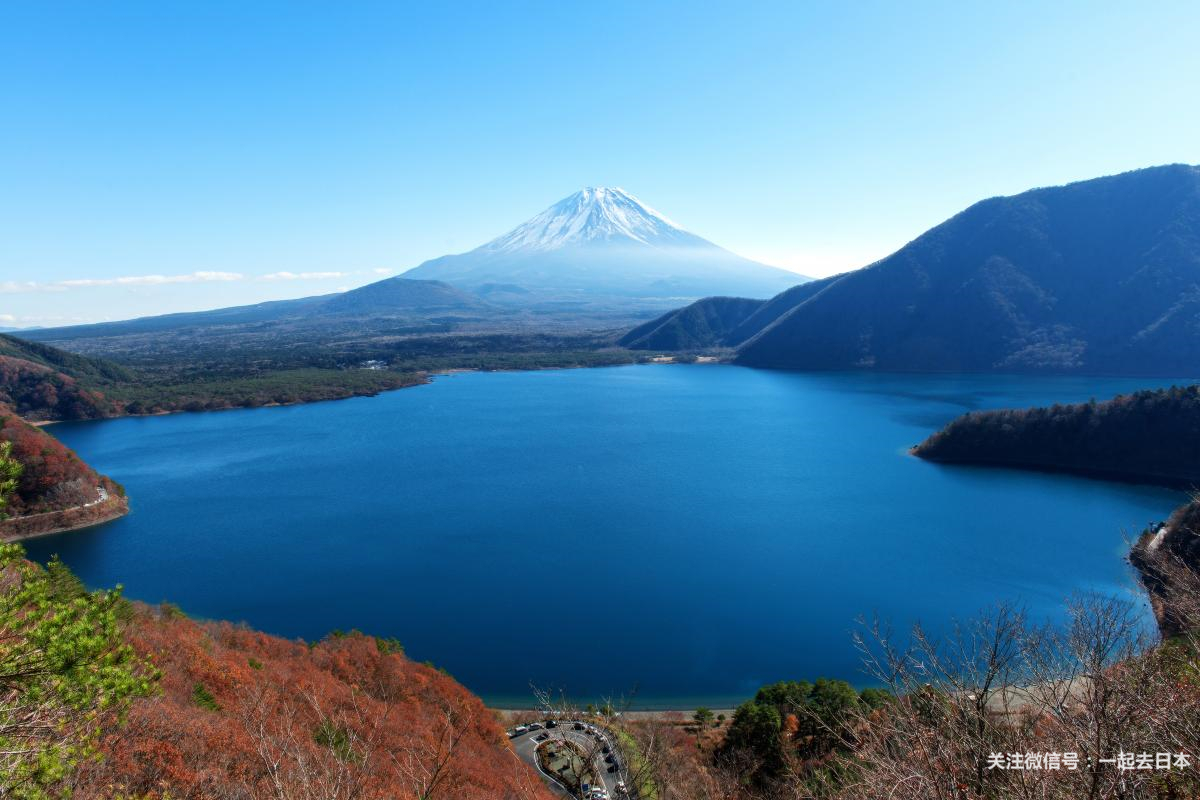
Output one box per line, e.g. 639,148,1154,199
25,365,1191,708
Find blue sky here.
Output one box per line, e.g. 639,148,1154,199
2,0,1198,326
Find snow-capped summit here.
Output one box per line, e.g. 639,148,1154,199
482,187,696,253
399,188,806,305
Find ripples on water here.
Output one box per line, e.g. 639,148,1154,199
25,365,1189,707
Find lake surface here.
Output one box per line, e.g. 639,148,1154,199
25,365,1190,708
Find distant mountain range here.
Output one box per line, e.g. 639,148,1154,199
20,279,492,346
400,187,805,301
20,167,1200,376
23,188,803,345
625,164,1200,376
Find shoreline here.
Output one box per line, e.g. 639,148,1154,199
911,448,1200,491
26,358,667,427
0,492,129,543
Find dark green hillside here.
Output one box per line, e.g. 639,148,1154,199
619,296,764,350
619,276,846,351
0,333,425,420
0,333,132,383
913,384,1200,486
724,274,845,345
733,164,1200,374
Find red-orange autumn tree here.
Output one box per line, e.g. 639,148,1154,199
74,606,555,800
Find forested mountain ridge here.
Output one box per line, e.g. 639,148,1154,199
739,164,1200,373
619,275,843,351
0,333,133,382
912,384,1200,486
624,165,1200,376
0,354,115,421
619,296,765,350
0,333,129,420
1,330,427,420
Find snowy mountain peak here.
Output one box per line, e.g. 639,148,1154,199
398,186,807,301
481,187,701,254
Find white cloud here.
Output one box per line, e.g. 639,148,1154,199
0,312,94,326
58,271,244,287
1,271,244,293
0,269,375,294
372,267,394,275
0,281,43,293
260,271,348,281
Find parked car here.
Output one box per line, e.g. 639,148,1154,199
601,744,611,754
615,781,627,794
536,732,549,741
512,725,528,736
573,722,584,730
527,722,542,730
545,720,557,728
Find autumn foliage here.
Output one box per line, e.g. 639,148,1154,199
0,356,112,421
74,606,554,799
0,408,116,516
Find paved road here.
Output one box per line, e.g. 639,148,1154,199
509,721,632,798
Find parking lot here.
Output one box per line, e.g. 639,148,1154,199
508,719,633,799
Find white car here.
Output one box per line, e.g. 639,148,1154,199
615,781,627,793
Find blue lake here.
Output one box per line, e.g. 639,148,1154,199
24,365,1191,708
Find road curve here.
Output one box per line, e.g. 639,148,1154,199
508,720,633,798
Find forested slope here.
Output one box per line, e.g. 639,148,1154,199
77,609,553,799
737,165,1200,374
0,407,128,534
622,165,1200,377
913,384,1200,486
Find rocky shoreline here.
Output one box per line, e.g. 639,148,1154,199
1130,498,1200,637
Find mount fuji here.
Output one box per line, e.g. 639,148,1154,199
21,189,807,348
397,188,806,303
